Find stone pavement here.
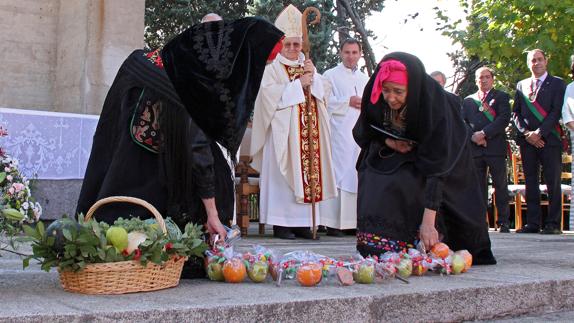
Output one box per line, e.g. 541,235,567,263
1,230,574,322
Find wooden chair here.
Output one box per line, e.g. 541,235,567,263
235,155,260,236
234,127,263,236
508,152,572,230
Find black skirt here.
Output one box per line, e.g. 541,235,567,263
356,142,496,265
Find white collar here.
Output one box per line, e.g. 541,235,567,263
532,72,548,84
339,63,358,73
277,53,305,67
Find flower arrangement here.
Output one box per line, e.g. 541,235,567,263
1,125,41,255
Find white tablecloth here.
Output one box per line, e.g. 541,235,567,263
0,107,99,179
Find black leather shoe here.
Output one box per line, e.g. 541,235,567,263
292,227,319,240
326,227,345,237
540,227,562,235
498,224,510,233
273,226,295,240
516,224,540,233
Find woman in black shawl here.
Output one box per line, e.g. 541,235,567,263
353,52,496,265
77,17,283,238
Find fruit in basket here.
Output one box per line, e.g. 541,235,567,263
207,262,225,281
106,226,129,252
126,231,148,254
297,263,323,287
430,242,450,259
223,258,247,283
353,263,375,284
454,250,473,272
451,254,465,275
396,258,413,278
248,260,269,283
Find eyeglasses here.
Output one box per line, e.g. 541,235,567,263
283,42,302,49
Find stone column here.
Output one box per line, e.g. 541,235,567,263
0,0,59,110
54,0,145,114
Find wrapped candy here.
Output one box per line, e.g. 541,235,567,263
408,248,430,276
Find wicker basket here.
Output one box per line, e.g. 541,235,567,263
58,196,187,295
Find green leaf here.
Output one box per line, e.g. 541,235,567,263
36,221,45,238
22,257,30,269
0,172,6,183
22,225,41,240
62,229,73,241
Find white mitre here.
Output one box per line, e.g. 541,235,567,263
274,4,302,38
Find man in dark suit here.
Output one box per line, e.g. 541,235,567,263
512,49,567,234
462,66,511,232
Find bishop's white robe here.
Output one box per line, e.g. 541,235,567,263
250,53,336,227
319,63,369,229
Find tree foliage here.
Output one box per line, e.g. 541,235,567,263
436,0,574,93
145,0,254,50
144,0,387,74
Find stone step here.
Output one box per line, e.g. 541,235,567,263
1,233,573,322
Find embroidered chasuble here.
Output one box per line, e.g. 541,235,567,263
283,64,324,202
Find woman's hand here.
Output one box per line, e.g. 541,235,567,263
202,198,227,242
385,138,413,153
419,208,439,250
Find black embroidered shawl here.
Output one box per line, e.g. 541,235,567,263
161,17,284,157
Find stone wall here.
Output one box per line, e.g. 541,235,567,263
0,0,146,219
0,0,145,115
0,0,59,110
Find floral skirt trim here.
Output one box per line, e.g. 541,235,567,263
356,231,413,254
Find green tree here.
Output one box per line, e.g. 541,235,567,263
145,0,387,74
436,0,574,92
145,0,253,50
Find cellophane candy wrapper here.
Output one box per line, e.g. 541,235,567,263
395,253,413,279
427,253,452,275
276,250,325,287
244,245,278,283
408,248,431,276
351,254,376,284
205,247,226,281
221,246,247,283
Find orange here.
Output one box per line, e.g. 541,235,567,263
454,250,473,272
430,242,450,259
222,258,247,283
296,263,322,287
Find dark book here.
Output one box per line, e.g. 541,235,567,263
370,124,417,145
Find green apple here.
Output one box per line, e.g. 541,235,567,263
396,258,413,278
353,264,375,284
248,260,269,283
106,226,128,252
207,262,225,281
451,254,465,275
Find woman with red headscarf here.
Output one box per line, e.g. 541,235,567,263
353,52,496,265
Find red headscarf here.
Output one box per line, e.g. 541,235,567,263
370,59,408,104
